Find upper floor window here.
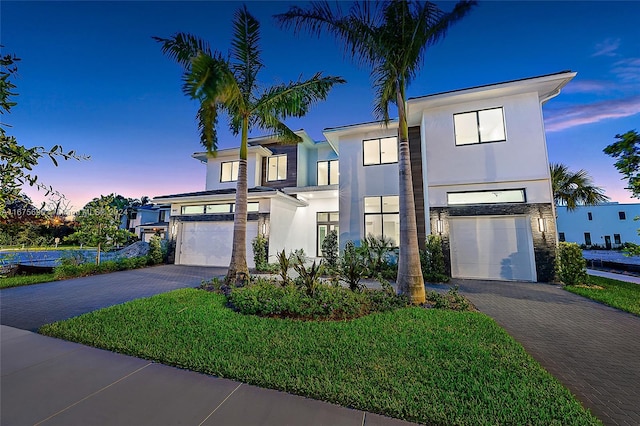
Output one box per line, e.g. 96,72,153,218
181,203,258,215
364,195,399,246
220,161,239,182
587,212,593,221
619,211,626,220
447,189,525,205
317,160,339,185
558,232,565,242
267,155,287,181
363,137,397,166
454,107,505,146
159,210,168,222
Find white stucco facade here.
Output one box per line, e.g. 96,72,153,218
556,203,640,247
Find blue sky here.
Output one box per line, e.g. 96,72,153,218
3,1,639,211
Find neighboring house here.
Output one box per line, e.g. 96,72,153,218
154,71,575,282
556,203,640,248
125,204,171,242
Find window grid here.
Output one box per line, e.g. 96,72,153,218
317,160,339,185
364,196,400,246
454,107,506,146
363,137,398,166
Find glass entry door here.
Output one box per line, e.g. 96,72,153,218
317,212,339,257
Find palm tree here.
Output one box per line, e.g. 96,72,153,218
155,6,344,283
550,163,609,211
276,0,476,304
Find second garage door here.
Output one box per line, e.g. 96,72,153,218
449,216,536,282
178,221,258,267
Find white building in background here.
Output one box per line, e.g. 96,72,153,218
154,71,576,283
556,203,640,248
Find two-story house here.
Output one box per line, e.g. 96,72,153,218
125,204,171,242
154,71,575,282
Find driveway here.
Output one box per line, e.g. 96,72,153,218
0,265,225,331
438,279,640,426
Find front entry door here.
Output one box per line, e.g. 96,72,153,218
317,212,339,257
605,235,612,249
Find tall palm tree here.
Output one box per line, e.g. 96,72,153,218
277,0,475,304
155,6,344,283
550,163,609,211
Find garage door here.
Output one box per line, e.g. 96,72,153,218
178,222,258,267
449,216,536,281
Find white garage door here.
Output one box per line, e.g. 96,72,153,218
449,216,536,281
178,222,258,267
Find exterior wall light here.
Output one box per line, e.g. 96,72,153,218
538,218,546,232
436,219,444,234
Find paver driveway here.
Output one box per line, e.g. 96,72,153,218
441,279,640,426
0,265,225,331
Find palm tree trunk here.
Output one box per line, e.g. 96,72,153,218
395,81,425,304
225,116,250,284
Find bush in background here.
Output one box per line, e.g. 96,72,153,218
54,255,150,279
555,242,588,286
321,230,339,271
148,235,163,265
420,234,449,283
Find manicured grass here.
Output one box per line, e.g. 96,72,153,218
41,289,600,425
566,275,640,315
0,273,57,289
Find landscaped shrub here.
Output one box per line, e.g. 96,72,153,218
321,230,339,271
53,255,150,279
252,234,269,270
293,259,324,296
148,235,163,265
339,240,365,291
556,242,588,286
420,234,449,283
425,286,474,311
228,278,407,321
276,249,292,285
358,234,396,277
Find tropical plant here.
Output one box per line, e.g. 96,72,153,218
550,163,609,211
339,240,365,291
603,130,640,197
277,0,476,304
276,249,292,286
321,230,339,270
293,259,324,297
420,234,449,283
155,7,344,283
252,233,269,270
65,195,134,264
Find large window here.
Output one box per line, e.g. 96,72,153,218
181,203,259,215
317,212,339,257
220,161,239,182
267,155,287,181
317,160,339,185
447,189,525,205
454,107,505,145
363,137,398,165
364,196,399,246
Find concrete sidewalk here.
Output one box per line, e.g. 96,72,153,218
0,325,413,426
588,268,640,284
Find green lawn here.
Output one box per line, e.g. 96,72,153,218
0,273,57,289
565,275,640,315
40,289,600,425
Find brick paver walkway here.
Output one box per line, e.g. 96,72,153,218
444,279,640,426
0,265,225,331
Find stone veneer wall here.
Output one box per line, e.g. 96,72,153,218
428,203,556,282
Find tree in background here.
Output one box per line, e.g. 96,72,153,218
0,50,86,212
276,0,476,304
66,195,134,264
603,130,640,197
155,6,344,283
550,163,609,211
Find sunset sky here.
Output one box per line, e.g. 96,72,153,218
3,1,639,212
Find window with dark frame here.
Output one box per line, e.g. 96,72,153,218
220,161,239,182
364,196,400,246
559,232,565,242
587,212,593,220
267,155,287,181
614,234,621,245
317,160,339,185
363,137,398,166
317,211,339,257
454,107,506,146
619,211,626,220
584,232,592,246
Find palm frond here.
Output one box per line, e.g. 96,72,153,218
153,33,212,68
551,163,609,210
253,73,345,120
196,102,219,153
231,5,264,99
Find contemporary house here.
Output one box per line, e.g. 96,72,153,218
556,203,640,248
154,71,576,282
125,204,171,242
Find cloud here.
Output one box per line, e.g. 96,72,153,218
611,57,640,83
592,38,621,57
562,79,618,94
545,96,640,132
